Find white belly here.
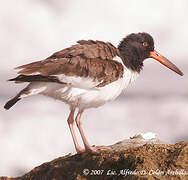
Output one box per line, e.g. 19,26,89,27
39,68,139,110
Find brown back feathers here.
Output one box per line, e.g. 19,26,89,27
13,40,124,87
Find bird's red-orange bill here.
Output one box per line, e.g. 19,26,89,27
150,50,183,76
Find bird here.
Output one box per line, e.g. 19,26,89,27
4,32,183,154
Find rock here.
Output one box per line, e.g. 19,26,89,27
1,135,188,180
0,177,15,180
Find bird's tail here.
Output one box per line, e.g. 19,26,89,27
4,82,47,110
4,95,21,110
4,86,29,110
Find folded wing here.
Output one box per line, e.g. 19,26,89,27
13,40,124,88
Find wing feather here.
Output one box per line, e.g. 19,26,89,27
13,40,123,88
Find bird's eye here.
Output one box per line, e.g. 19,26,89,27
142,42,149,47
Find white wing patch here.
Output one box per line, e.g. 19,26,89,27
113,56,123,63
27,72,41,75
15,67,101,89
54,74,101,89
20,83,47,98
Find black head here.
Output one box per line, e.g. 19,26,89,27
118,32,154,72
118,32,183,76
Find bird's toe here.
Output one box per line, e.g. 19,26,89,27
85,145,111,154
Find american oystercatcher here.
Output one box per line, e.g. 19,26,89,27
4,32,183,153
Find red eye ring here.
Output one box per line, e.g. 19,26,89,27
143,42,149,47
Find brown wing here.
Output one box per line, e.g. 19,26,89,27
47,40,119,60
14,40,123,87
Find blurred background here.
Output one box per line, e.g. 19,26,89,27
0,0,188,177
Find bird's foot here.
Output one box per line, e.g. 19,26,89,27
76,147,86,154
76,145,111,154
86,145,111,154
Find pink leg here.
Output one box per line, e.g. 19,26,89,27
67,108,85,153
75,110,111,154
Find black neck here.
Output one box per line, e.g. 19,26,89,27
118,42,144,73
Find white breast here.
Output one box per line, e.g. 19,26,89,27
75,67,139,109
